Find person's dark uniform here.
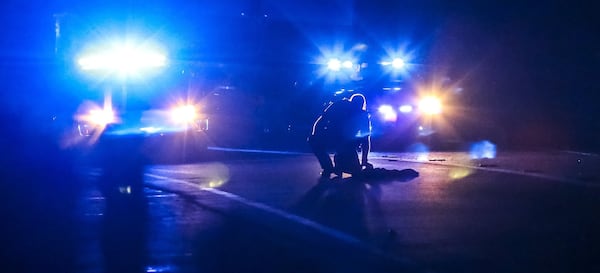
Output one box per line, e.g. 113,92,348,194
308,94,371,178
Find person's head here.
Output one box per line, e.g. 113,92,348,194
349,93,366,111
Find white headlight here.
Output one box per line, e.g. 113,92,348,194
378,104,398,122
419,96,442,115
399,105,413,113
170,105,197,124
87,108,116,126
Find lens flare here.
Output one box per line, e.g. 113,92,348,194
87,108,116,126
392,58,405,69
449,168,472,180
72,99,117,146
78,47,166,73
198,163,230,188
170,105,198,124
327,58,342,71
419,96,442,115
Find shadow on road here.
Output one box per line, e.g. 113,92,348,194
292,168,419,239
182,167,419,273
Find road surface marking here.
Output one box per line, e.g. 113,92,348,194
144,173,412,267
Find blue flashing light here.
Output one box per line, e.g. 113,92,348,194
327,58,342,71
78,49,166,72
391,58,405,69
76,38,167,78
327,58,355,72
380,48,414,76
381,57,407,69
316,45,360,82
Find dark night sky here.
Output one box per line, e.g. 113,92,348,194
357,1,599,104
355,0,599,149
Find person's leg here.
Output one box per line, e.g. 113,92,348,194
308,135,334,176
334,142,361,175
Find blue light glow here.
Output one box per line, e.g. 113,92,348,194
326,58,354,71
469,140,497,159
327,58,342,71
392,58,405,69
140,127,162,133
146,265,175,273
76,37,167,77
380,47,415,76
78,49,166,72
408,142,430,161
316,45,359,82
118,186,132,194
342,60,353,69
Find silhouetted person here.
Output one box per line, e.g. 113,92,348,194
308,93,372,178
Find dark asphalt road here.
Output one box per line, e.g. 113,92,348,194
69,148,600,273
3,148,599,273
